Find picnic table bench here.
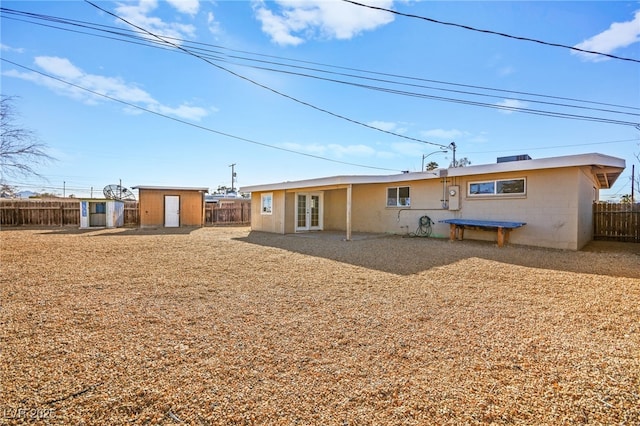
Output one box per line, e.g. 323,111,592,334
440,219,526,247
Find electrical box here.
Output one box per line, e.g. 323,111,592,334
448,185,460,210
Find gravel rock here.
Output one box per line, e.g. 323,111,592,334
1,227,638,425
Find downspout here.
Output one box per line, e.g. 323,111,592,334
346,184,352,241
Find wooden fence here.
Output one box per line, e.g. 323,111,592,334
593,202,639,242
205,202,251,226
0,200,250,227
0,199,81,226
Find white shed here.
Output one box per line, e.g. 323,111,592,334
79,199,124,229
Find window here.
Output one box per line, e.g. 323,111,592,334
261,193,273,214
469,178,526,196
93,202,106,214
387,186,410,207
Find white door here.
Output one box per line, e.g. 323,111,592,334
295,192,323,231
164,195,180,227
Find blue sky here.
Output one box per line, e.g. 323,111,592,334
1,0,639,200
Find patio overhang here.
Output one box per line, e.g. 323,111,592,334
592,165,624,189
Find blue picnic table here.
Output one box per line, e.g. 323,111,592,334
440,219,526,247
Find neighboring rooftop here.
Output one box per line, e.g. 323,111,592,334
132,186,209,192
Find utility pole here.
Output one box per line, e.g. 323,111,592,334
450,142,457,167
229,163,236,193
632,164,635,204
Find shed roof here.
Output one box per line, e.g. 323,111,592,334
240,153,625,192
133,186,209,192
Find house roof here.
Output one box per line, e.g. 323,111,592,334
132,186,209,192
240,153,625,192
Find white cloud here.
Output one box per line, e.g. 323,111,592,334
280,141,379,158
4,56,209,121
420,128,466,140
252,0,395,46
114,0,197,41
254,6,305,46
498,66,515,77
327,143,376,158
166,0,199,15
207,12,222,35
281,142,327,154
1,44,25,53
573,10,640,62
34,56,84,80
390,142,431,158
368,120,398,132
495,99,528,114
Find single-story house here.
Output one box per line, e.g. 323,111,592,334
132,186,208,228
240,153,625,250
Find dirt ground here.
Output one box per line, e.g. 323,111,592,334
1,226,639,425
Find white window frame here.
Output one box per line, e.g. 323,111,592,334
468,178,526,196
261,193,273,215
386,186,411,207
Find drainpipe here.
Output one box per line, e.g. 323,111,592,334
345,184,352,241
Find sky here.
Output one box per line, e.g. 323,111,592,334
1,0,639,201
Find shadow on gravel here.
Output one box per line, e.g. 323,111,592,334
36,226,198,236
237,231,640,278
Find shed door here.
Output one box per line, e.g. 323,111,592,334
164,195,180,227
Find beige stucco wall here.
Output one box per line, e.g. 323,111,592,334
323,188,347,230
284,192,295,234
443,168,581,249
346,167,589,250
351,167,592,250
248,166,600,250
250,190,286,234
577,167,599,249
347,180,445,234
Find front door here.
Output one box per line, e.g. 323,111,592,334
295,192,323,231
164,195,180,227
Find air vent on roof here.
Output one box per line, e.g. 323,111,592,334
497,154,532,163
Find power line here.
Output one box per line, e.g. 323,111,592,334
342,0,640,64
4,6,637,115
82,1,450,150
3,4,638,167
465,138,640,154
1,58,400,173
3,7,638,125
5,54,635,169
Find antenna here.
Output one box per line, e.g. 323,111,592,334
103,184,136,201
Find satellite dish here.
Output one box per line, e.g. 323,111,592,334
103,184,136,201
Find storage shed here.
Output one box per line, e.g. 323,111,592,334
79,199,124,229
133,186,208,228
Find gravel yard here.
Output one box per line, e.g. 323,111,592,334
1,226,639,425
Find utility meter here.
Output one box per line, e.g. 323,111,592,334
448,185,460,210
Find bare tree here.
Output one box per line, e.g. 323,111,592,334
1,95,53,179
450,157,471,168
0,182,17,198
